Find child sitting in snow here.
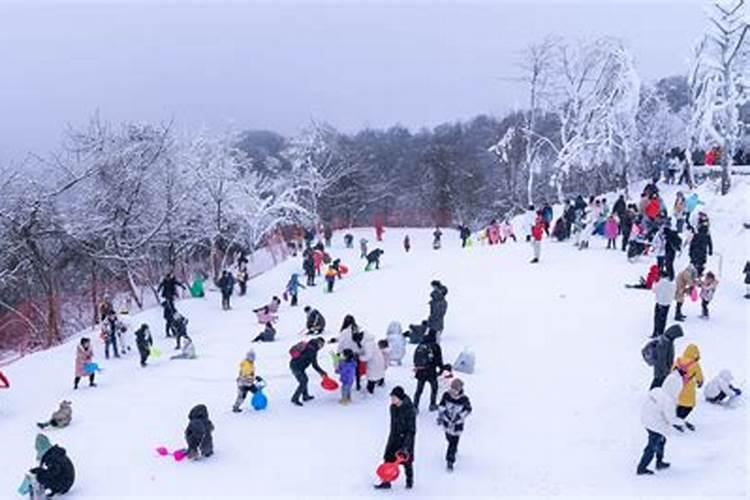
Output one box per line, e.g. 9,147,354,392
170,336,196,360
699,271,719,319
385,321,405,366
704,369,742,405
185,404,214,460
37,401,72,429
252,322,276,343
232,350,262,413
335,348,357,405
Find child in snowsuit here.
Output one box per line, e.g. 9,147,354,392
604,215,619,249
365,249,384,271
232,350,260,413
704,369,742,404
386,321,405,366
672,344,704,432
286,273,305,306
325,265,337,293
252,322,276,342
24,434,75,498
185,404,214,460
134,324,153,367
336,348,357,404
437,378,472,471
637,371,682,475
74,337,96,390
433,227,443,250
37,401,72,429
170,336,196,360
172,313,189,350
699,271,719,319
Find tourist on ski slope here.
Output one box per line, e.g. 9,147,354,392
185,404,214,460
650,324,683,389
289,337,328,406
437,378,472,472
374,386,416,490
672,343,704,432
413,329,444,413
637,371,682,475
651,269,675,338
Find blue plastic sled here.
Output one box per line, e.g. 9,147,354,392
84,362,101,374
251,377,268,411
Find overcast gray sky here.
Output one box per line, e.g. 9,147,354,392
0,0,705,162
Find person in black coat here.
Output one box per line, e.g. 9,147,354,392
365,249,384,271
427,281,448,339
157,272,185,307
134,324,153,367
217,271,235,310
663,223,682,280
289,337,328,406
375,386,416,490
458,225,472,248
689,225,713,277
185,404,214,460
303,254,316,286
303,306,326,335
437,378,473,471
650,324,684,389
744,261,750,299
29,434,75,497
412,330,444,412
619,206,635,252
612,194,626,221
161,300,177,338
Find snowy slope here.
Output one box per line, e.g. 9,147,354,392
0,179,747,498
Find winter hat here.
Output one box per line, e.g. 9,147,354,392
450,378,464,393
246,349,256,362
390,386,406,401
35,434,52,460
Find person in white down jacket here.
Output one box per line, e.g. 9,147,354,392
637,371,682,475
704,369,742,405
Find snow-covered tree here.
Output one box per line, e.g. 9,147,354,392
688,0,749,194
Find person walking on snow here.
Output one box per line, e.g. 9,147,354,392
699,271,719,319
162,300,177,338
704,369,742,405
689,224,713,277
157,272,185,308
649,324,683,389
335,348,357,404
403,235,411,253
674,265,697,322
672,343,703,432
102,311,122,359
652,269,675,338
637,371,682,475
217,270,235,310
74,337,96,390
286,273,305,306
413,330,444,413
437,378,472,472
530,213,544,263
232,350,261,412
134,324,153,367
427,280,448,340
303,253,316,286
374,386,416,490
289,337,328,406
172,313,189,350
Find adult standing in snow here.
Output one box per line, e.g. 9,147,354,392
524,204,536,241
541,203,553,236
688,224,713,278
157,272,185,308
303,252,316,286
662,221,682,281
289,337,328,406
413,330,444,413
427,280,448,340
612,194,626,221
323,225,333,247
437,378,472,472
374,386,416,490
217,270,235,310
619,205,635,252
651,270,675,338
650,324,683,389
674,265,697,322
102,311,122,360
162,300,176,338
433,227,443,250
637,371,682,475
530,213,544,263
74,337,96,389
237,265,249,296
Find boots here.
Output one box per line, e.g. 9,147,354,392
637,467,654,475
373,482,391,490
674,303,686,322
656,460,670,470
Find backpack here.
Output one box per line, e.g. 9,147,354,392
414,343,435,368
641,339,659,366
289,341,307,359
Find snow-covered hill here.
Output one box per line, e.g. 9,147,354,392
1,179,747,498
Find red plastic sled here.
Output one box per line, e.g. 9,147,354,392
321,375,339,391
376,453,407,483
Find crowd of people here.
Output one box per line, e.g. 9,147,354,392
6,175,747,497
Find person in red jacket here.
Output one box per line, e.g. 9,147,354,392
626,264,661,290
645,197,661,221
530,213,545,264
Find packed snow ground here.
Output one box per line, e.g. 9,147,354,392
1,179,747,498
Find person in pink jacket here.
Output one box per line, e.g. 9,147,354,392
604,215,619,250
487,222,499,245
74,337,96,390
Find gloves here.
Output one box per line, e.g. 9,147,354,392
734,387,742,396
398,450,410,461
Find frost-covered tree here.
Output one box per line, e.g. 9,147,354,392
688,0,749,194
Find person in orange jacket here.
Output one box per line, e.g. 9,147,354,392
530,213,545,264
672,343,704,432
